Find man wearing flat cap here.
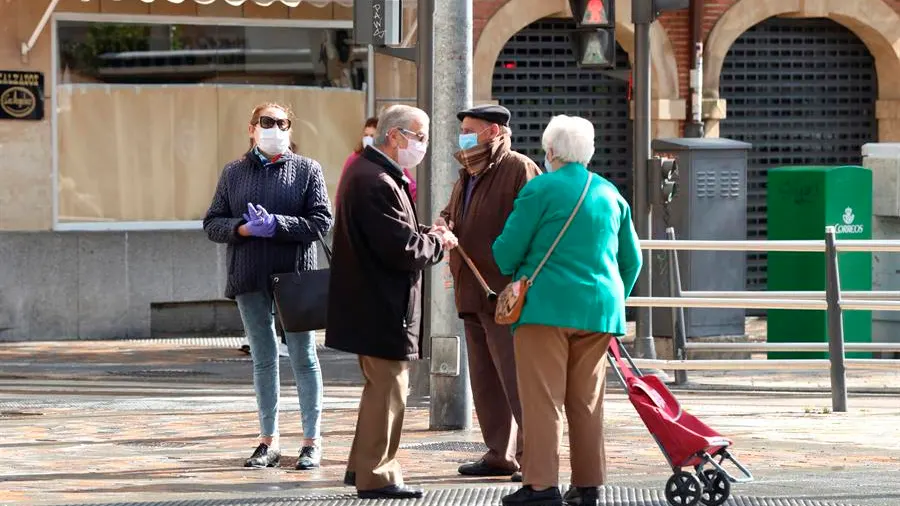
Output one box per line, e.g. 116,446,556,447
436,104,541,480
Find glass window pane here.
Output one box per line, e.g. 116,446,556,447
56,20,369,225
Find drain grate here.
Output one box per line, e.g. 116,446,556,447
52,486,859,506
401,441,488,453
107,369,215,378
118,441,197,449
0,410,43,418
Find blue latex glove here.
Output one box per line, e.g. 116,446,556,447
243,202,276,238
244,203,261,223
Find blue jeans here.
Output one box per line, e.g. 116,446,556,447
235,290,323,440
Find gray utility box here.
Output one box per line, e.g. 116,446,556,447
650,138,752,338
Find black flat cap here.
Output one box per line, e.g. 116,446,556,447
457,104,511,127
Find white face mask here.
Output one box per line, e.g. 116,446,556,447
362,135,375,148
398,138,428,168
544,156,554,173
256,126,291,155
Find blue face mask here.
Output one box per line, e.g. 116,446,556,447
458,133,479,151
544,157,554,173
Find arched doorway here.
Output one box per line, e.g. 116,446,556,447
492,18,633,199
719,17,878,291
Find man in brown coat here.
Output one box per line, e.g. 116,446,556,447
327,104,458,500
438,105,541,480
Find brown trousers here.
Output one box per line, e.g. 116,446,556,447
514,324,612,488
463,312,523,471
346,355,410,491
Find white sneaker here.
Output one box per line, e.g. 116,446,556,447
278,343,290,357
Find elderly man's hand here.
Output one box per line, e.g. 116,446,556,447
434,217,455,231
431,226,458,251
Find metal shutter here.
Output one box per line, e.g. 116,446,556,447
492,18,633,198
720,17,878,292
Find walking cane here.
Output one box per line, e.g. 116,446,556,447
455,245,498,302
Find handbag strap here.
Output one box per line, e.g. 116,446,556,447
294,221,333,273
527,173,592,286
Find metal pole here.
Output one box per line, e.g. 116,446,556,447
666,227,688,385
632,0,656,359
366,44,376,118
410,0,436,400
824,226,848,413
427,0,473,430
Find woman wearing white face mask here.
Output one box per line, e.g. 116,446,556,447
203,102,333,472
343,116,379,172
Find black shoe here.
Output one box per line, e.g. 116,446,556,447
563,486,600,506
343,470,356,486
512,471,523,482
243,443,280,468
295,445,321,470
358,484,424,499
458,459,516,477
502,486,563,506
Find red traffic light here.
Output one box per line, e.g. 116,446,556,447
569,0,615,28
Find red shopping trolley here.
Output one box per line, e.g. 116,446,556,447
608,337,753,506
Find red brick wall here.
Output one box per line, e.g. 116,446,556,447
659,0,900,100
474,0,900,102
474,0,510,47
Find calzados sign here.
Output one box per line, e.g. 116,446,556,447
0,71,44,121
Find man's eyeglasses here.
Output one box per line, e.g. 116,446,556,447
399,128,428,143
256,116,292,131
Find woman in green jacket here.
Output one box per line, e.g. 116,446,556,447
493,115,642,506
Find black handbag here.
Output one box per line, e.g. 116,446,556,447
270,225,332,333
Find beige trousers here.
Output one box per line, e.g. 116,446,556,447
346,355,410,491
514,324,612,488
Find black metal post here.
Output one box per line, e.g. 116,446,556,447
410,0,435,399
824,226,848,412
666,227,688,385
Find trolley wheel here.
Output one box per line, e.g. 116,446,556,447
665,471,703,506
699,469,731,506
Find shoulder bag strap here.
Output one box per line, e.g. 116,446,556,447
526,173,592,286
294,222,334,273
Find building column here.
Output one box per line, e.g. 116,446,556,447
630,99,687,139
701,98,727,138
877,100,900,142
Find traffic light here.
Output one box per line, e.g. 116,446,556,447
650,156,679,205
569,0,616,69
570,0,614,26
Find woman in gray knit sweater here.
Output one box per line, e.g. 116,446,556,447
203,103,333,471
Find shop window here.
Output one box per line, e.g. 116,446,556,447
55,20,367,227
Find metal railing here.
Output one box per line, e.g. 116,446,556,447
625,226,900,412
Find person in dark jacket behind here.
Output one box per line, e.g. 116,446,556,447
203,102,333,471
326,104,458,500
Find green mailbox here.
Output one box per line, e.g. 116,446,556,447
767,166,872,360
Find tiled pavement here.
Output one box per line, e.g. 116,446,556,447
0,337,898,506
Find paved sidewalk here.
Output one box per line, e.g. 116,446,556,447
0,338,898,506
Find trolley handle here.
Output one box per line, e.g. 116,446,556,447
607,336,645,383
